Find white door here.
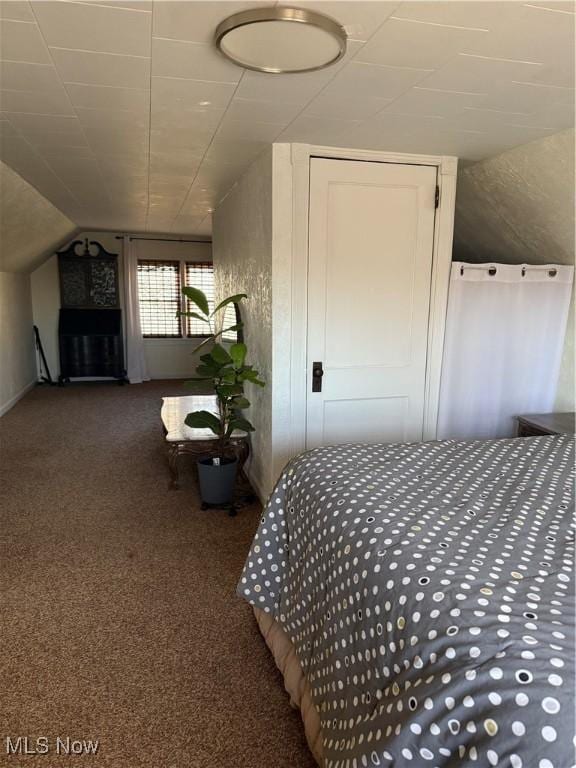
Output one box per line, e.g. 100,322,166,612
306,157,437,449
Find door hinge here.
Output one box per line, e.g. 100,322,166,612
435,185,440,209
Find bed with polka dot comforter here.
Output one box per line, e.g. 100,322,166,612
238,435,575,768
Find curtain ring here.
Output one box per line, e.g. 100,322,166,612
488,267,497,276
548,268,557,277
460,265,464,276
521,266,526,277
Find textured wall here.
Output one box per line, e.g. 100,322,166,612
0,161,77,273
454,129,575,410
212,149,274,498
270,144,296,480
0,271,36,414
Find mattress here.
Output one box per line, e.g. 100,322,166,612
254,606,323,765
239,435,575,768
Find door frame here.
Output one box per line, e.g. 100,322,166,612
282,144,458,462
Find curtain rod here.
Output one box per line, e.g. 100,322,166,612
114,235,212,244
459,264,558,277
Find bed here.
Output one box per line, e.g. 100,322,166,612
238,435,575,768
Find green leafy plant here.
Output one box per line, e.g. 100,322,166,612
181,287,265,458
182,286,246,353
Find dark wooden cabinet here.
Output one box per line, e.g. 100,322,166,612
59,308,125,380
58,240,126,384
59,240,119,308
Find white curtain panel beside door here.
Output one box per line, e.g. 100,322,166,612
122,235,150,384
437,262,574,440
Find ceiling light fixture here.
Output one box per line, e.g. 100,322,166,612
215,7,347,74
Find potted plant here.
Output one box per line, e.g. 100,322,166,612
181,286,265,507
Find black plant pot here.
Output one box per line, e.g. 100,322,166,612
197,456,238,506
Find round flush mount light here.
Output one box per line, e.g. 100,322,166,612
215,7,347,74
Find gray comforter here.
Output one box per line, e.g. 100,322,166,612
238,436,575,768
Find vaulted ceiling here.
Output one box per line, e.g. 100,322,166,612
0,0,574,235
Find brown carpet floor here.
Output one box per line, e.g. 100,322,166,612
0,381,315,768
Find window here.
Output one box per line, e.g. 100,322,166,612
222,302,241,343
136,259,240,341
137,260,181,338
185,262,214,336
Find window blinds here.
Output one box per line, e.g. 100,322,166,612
136,260,181,337
185,262,214,336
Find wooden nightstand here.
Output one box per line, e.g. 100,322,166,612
516,412,575,437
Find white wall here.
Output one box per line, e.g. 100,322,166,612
555,294,574,411
454,128,575,411
0,161,77,414
132,238,212,379
213,147,275,500
30,254,60,382
31,232,212,380
0,272,36,415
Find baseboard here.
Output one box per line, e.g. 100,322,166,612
245,464,267,506
0,380,36,418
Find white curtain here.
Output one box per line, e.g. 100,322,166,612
122,235,149,384
437,262,574,440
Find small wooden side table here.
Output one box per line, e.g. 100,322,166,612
161,395,250,490
516,412,575,437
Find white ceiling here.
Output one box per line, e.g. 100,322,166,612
0,0,574,236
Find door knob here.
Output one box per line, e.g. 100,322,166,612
312,361,324,392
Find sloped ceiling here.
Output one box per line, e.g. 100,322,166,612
453,127,575,265
0,159,77,272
